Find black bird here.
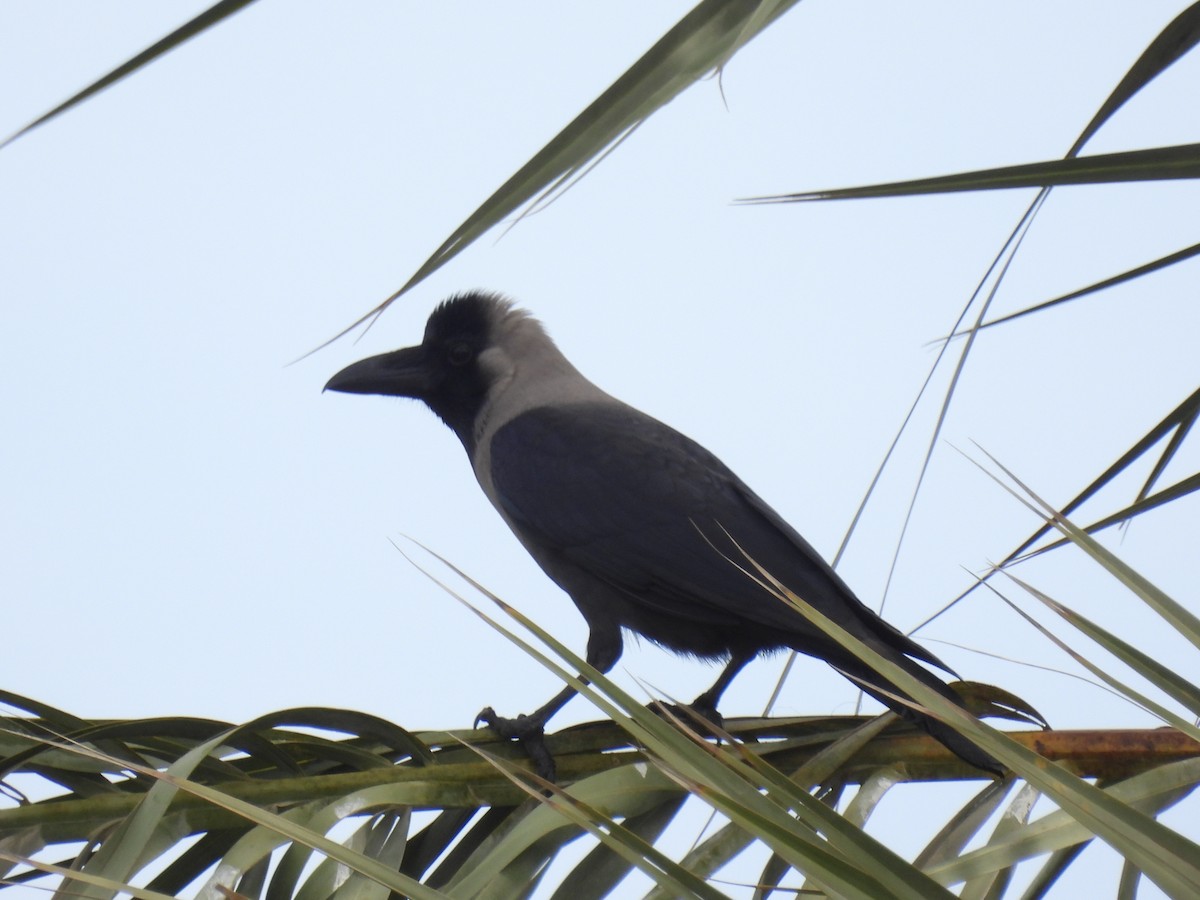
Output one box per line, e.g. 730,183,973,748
326,292,998,777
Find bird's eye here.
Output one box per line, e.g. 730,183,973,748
446,341,474,367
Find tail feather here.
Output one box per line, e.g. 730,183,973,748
831,649,1003,776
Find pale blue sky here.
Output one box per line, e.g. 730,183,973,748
2,3,1198,895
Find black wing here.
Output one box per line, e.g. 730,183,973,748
489,403,948,670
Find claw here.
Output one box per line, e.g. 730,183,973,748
648,699,725,738
474,706,497,730
473,707,556,782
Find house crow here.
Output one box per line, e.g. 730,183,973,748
326,291,999,778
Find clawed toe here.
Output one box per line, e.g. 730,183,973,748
689,701,723,730
474,707,556,782
648,700,725,737
475,707,543,739
473,706,498,731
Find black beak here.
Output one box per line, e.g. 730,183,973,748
324,345,431,397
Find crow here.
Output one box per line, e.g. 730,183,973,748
326,291,999,778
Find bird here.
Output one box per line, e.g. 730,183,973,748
325,291,1000,778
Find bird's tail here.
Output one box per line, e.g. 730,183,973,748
830,648,1002,776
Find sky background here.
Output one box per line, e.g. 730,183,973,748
2,2,1198,896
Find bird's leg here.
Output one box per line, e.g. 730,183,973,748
647,651,755,737
686,651,755,726
475,627,622,782
475,685,576,783
475,684,575,740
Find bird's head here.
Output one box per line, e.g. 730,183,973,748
324,291,542,450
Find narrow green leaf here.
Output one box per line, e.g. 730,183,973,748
741,142,1200,204
0,849,175,900
928,758,1200,886
977,449,1200,652
919,388,1200,633
401,808,484,884
832,1,1200,646
959,783,1039,900
70,729,225,899
0,828,46,882
1016,840,1089,900
643,819,754,900
1002,576,1200,726
406,546,956,900
913,779,1015,870
1018,472,1200,561
32,735,448,899
736,553,1200,898
942,241,1200,338
1117,859,1143,900
1067,1,1200,155
209,800,323,896
549,794,687,900
0,0,259,150
289,810,410,900
1006,389,1200,564
333,811,414,900
336,0,802,340
445,751,724,900
841,767,904,830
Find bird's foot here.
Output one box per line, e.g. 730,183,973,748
687,698,724,730
474,707,556,782
647,700,726,738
